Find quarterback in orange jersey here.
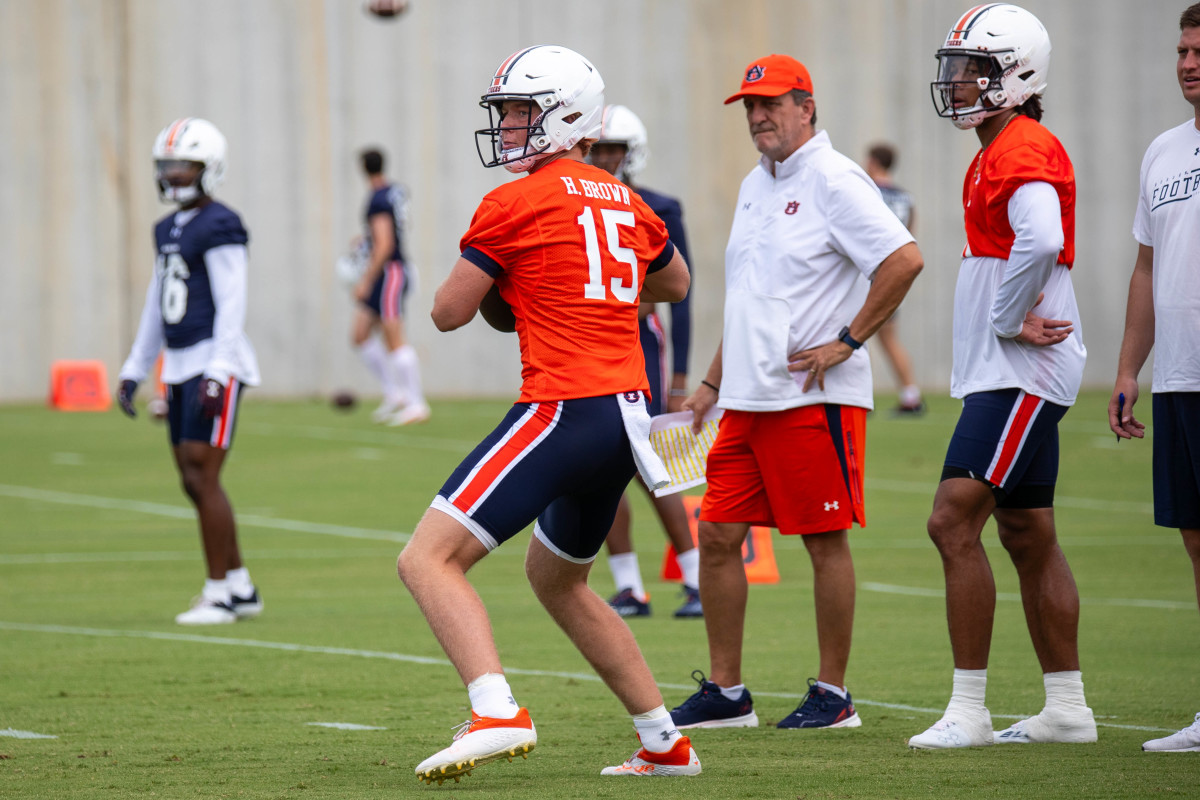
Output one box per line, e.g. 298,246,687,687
909,4,1095,751
395,45,699,783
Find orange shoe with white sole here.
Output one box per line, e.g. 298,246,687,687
415,708,536,785
600,735,701,776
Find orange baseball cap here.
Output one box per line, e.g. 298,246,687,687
724,54,814,104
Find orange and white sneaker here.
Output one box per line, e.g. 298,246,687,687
415,708,536,785
600,736,701,777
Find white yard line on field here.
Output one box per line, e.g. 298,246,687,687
0,484,410,543
861,582,1195,610
0,621,1176,733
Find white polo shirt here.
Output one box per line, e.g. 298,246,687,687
719,130,914,412
1133,119,1200,393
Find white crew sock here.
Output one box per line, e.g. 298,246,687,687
945,668,988,717
225,567,254,598
202,578,231,605
816,680,847,699
632,705,682,753
359,338,402,402
1043,670,1088,712
608,553,646,600
900,384,922,406
676,547,701,591
719,683,746,702
467,673,519,719
391,344,426,406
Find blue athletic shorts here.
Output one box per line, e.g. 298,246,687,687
941,388,1067,509
432,394,643,561
640,312,666,416
166,375,245,449
362,261,409,320
1152,392,1200,528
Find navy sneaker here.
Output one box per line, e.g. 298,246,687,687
608,588,651,617
776,678,862,729
673,585,703,618
230,588,264,619
670,670,759,729
891,401,926,417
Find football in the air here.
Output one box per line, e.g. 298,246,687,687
365,0,409,18
331,391,358,411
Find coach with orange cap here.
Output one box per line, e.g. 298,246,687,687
670,54,925,730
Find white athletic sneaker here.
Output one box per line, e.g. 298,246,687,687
389,402,431,426
175,597,237,625
230,589,263,619
994,706,1097,744
415,708,536,785
1142,713,1200,753
600,736,701,776
371,396,407,423
908,709,994,749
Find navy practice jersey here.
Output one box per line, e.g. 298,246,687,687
153,202,249,349
365,184,409,263
635,186,692,377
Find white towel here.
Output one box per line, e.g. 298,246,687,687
616,391,670,492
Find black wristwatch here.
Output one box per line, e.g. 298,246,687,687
838,325,863,350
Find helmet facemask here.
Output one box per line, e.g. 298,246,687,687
475,94,560,173
930,51,1015,130
155,159,206,205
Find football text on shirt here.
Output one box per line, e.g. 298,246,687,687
1149,167,1200,211
559,176,631,205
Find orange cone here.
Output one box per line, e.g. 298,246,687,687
48,360,112,412
661,495,779,584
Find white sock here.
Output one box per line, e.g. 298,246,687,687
358,338,387,384
676,547,701,591
202,578,231,605
225,567,254,597
946,668,988,717
391,344,425,406
467,673,519,719
719,684,746,702
816,680,847,699
632,705,682,753
608,553,646,600
1043,670,1088,712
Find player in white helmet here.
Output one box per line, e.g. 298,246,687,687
399,45,699,782
590,104,702,620
118,118,262,626
909,5,1096,749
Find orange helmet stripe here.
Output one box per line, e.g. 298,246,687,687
951,4,1000,40
490,46,537,91
164,118,191,151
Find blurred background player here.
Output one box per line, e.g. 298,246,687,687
116,118,262,626
396,45,699,781
864,143,925,415
350,147,429,425
1110,1,1200,754
910,4,1095,749
590,104,702,619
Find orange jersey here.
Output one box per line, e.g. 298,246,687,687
460,158,673,402
962,115,1075,266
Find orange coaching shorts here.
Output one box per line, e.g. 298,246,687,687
701,404,867,535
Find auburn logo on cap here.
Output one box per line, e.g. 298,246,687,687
745,65,765,83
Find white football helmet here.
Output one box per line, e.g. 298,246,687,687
476,45,605,173
931,4,1050,130
596,105,649,183
152,118,227,204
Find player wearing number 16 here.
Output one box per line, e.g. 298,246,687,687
117,118,262,627
396,45,698,782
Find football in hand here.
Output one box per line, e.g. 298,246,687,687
331,391,358,411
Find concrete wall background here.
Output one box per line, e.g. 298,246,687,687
0,0,1187,401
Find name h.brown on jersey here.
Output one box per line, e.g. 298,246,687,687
558,175,631,205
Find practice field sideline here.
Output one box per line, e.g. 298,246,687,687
1,393,1196,799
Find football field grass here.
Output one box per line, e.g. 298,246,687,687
1,391,1197,799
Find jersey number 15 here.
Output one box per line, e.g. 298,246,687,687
578,207,638,304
